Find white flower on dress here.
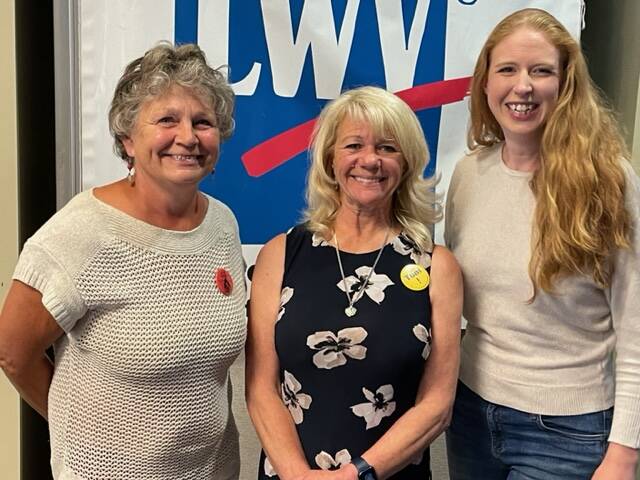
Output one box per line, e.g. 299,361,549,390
315,449,352,470
277,286,294,321
413,324,432,360
337,266,394,305
281,370,312,424
351,384,396,429
306,327,368,369
312,232,331,247
392,233,432,268
264,456,276,477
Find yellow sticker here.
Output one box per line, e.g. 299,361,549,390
400,263,430,291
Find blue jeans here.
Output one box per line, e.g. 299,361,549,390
446,381,612,480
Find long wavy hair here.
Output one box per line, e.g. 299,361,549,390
468,8,630,295
303,86,441,253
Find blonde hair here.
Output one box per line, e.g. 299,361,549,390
109,42,235,161
468,8,630,295
304,86,441,253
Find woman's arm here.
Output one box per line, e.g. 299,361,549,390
355,245,463,479
593,164,640,480
0,280,64,419
246,234,322,480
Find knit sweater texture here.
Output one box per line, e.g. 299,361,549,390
13,190,247,479
445,144,640,448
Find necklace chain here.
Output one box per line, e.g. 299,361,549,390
333,229,389,317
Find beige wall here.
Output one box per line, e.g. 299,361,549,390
0,0,20,478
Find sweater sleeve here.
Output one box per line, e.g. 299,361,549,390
607,162,640,448
13,241,88,333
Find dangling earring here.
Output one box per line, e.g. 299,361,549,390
127,158,136,186
210,168,216,176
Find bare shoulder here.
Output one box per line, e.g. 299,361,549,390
93,180,127,205
429,246,463,330
255,233,287,271
248,234,287,334
251,233,288,297
431,245,461,279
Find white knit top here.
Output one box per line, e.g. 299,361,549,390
13,190,247,479
445,144,640,449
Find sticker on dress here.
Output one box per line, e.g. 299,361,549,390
215,268,234,295
400,263,430,291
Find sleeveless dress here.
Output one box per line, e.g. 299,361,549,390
258,225,433,479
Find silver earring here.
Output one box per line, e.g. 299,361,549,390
127,159,135,186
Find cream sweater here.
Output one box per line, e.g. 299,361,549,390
445,144,640,448
14,190,247,479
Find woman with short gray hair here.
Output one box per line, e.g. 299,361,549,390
0,43,245,479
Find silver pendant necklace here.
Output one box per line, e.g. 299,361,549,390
333,229,389,317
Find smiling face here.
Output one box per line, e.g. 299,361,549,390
122,85,220,192
485,27,561,148
332,117,404,215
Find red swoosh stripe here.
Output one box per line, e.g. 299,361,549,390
241,76,471,177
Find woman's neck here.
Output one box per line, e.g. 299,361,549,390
94,179,206,231
332,206,395,253
502,139,541,173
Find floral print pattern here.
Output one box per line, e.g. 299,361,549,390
258,226,432,479
392,232,432,268
312,232,331,247
281,370,312,424
315,449,352,470
336,266,394,305
412,324,432,360
278,287,294,321
306,327,368,369
264,456,276,477
351,384,397,429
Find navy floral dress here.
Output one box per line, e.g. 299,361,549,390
258,224,433,479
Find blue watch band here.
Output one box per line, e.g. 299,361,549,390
351,456,377,480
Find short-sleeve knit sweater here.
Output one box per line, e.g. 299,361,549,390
13,190,247,480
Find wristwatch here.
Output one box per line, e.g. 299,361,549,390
351,456,377,480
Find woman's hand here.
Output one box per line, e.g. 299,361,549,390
592,443,638,480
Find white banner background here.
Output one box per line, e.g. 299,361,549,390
75,0,583,262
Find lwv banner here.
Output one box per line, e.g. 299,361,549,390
75,0,582,246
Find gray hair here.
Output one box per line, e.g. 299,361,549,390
109,42,235,161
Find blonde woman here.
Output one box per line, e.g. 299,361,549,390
445,8,640,480
247,86,462,480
